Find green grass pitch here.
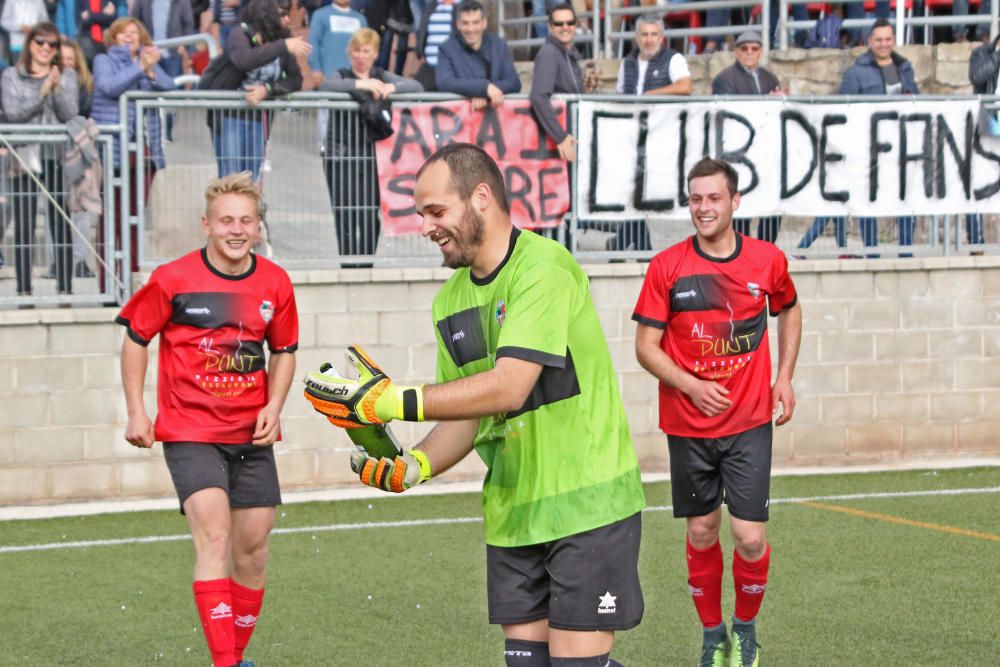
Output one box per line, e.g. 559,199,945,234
1,466,998,666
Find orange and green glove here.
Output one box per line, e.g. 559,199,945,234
350,448,432,493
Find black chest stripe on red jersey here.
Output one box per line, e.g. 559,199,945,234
508,348,581,419
437,306,488,368
669,274,727,312
171,292,243,329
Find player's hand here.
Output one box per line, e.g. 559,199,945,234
772,376,796,426
303,345,424,427
686,379,732,418
350,448,431,493
124,412,155,448
252,402,281,445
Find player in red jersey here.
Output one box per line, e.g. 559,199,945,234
116,172,298,667
632,158,801,667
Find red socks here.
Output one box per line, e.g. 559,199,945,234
193,579,236,667
686,537,724,628
230,579,265,662
733,543,770,623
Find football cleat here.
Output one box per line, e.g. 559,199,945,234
730,620,760,667
700,625,730,667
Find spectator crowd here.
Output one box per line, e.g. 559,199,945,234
0,0,997,306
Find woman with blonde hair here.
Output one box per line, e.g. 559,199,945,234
91,17,175,274
319,27,422,265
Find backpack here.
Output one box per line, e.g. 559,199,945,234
338,68,395,142
805,15,843,49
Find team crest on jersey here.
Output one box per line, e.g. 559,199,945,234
259,300,274,323
495,300,506,327
747,282,761,298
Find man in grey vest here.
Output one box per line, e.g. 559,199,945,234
610,14,691,253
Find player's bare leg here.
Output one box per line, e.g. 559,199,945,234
228,506,275,665
502,620,620,665
184,487,237,667
686,510,728,667
728,517,768,667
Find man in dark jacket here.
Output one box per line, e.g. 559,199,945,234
529,3,581,163
838,18,918,256
435,0,519,110
713,29,786,245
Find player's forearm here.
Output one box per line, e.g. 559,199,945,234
422,357,543,420
775,303,802,383
120,338,149,416
266,352,296,411
635,327,697,395
414,419,479,476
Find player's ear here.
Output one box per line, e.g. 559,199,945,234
200,215,209,235
731,191,741,212
472,182,491,213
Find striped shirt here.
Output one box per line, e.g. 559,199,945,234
425,3,454,67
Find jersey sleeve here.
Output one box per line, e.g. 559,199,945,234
767,252,797,316
114,270,172,345
495,263,578,368
631,256,671,329
266,273,299,353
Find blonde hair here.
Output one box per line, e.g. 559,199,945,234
348,27,380,52
61,39,93,93
104,18,153,49
204,172,265,217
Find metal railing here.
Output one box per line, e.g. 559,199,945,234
0,126,124,308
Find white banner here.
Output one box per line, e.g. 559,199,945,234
577,99,1000,219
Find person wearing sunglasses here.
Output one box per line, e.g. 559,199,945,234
529,3,582,163
1,22,78,302
712,30,787,246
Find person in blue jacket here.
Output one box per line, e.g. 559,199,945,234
434,0,519,110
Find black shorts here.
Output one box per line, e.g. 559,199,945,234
486,512,643,631
667,421,772,522
163,442,282,514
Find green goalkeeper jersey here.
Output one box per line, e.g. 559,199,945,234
432,228,645,547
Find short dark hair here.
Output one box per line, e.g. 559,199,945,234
455,0,485,17
548,3,576,22
687,157,739,196
870,17,893,33
417,143,510,215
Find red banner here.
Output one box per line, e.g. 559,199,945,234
375,99,570,236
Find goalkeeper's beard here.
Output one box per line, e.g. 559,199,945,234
441,205,486,269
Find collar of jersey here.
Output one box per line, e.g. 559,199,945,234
201,246,258,280
470,227,520,286
692,232,742,263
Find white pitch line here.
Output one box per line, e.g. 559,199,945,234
2,486,998,555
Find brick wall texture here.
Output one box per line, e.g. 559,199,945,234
1,257,998,504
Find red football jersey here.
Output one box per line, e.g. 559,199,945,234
632,234,797,438
116,249,298,444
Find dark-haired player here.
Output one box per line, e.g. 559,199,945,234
117,172,297,667
633,157,801,667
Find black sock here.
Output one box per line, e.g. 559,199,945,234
550,653,622,666
504,639,550,666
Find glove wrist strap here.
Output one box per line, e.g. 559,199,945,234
409,448,432,484
397,385,424,422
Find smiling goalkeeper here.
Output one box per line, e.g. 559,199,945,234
304,143,645,667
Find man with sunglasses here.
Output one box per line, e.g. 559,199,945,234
711,30,787,246
529,3,582,163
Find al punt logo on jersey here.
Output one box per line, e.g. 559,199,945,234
495,300,506,327
259,300,274,323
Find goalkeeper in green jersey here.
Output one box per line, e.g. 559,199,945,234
305,143,646,666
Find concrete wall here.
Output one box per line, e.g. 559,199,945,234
1,257,999,505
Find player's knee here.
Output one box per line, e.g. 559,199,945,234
503,639,549,666
687,522,721,548
733,533,767,559
232,541,269,579
194,532,231,561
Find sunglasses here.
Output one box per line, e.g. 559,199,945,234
738,44,761,52
550,19,576,27
33,37,59,49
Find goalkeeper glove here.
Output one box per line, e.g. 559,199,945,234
350,448,432,493
303,345,424,427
